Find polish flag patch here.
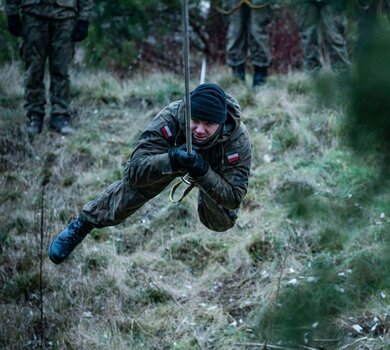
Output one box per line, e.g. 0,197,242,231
227,152,240,164
161,125,173,138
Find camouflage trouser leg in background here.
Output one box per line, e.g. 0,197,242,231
226,3,271,68
248,5,271,68
82,171,237,232
48,17,75,118
321,4,349,71
297,2,349,72
21,14,48,118
226,4,249,67
21,13,74,120
297,4,322,72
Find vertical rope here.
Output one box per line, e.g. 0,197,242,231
182,0,192,155
200,55,207,84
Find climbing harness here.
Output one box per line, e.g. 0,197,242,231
215,0,269,16
169,175,195,204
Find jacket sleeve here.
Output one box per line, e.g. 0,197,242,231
127,106,178,188
196,125,251,209
77,0,92,21
4,0,21,15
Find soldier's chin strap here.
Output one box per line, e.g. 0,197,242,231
216,0,269,16
169,175,195,204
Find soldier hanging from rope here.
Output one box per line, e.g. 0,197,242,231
49,83,252,264
49,1,251,264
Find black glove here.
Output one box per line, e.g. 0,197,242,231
72,20,89,42
7,14,22,37
168,147,209,178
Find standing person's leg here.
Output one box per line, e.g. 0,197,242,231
197,191,237,232
48,17,75,134
297,3,322,73
249,5,271,87
226,2,248,81
322,3,350,72
21,13,49,135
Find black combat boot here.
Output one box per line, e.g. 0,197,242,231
49,216,94,264
253,65,268,88
26,115,43,136
49,115,75,135
232,63,246,82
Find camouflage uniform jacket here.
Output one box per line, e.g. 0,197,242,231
5,0,92,20
128,93,252,210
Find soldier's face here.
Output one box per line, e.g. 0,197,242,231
190,119,220,142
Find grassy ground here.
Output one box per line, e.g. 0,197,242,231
0,62,389,350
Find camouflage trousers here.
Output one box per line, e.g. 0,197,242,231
297,2,350,72
225,2,271,68
82,166,238,233
21,13,75,119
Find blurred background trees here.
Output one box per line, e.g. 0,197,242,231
0,0,303,75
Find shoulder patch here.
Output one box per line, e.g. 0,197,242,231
227,152,240,164
161,125,173,138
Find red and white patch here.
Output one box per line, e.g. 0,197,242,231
161,125,173,138
227,152,240,164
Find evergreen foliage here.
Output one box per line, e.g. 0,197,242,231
0,12,19,63
348,18,390,165
84,0,213,73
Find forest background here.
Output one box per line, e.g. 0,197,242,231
0,0,306,74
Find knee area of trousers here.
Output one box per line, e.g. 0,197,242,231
200,210,237,232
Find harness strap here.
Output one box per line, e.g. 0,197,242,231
169,176,195,204
216,0,269,16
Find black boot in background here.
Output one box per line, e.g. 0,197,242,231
26,114,44,136
253,65,268,89
232,63,246,82
49,114,75,135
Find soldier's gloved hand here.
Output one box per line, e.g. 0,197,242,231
7,14,22,37
72,20,89,42
168,147,209,178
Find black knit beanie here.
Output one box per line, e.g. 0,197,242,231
190,83,227,124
